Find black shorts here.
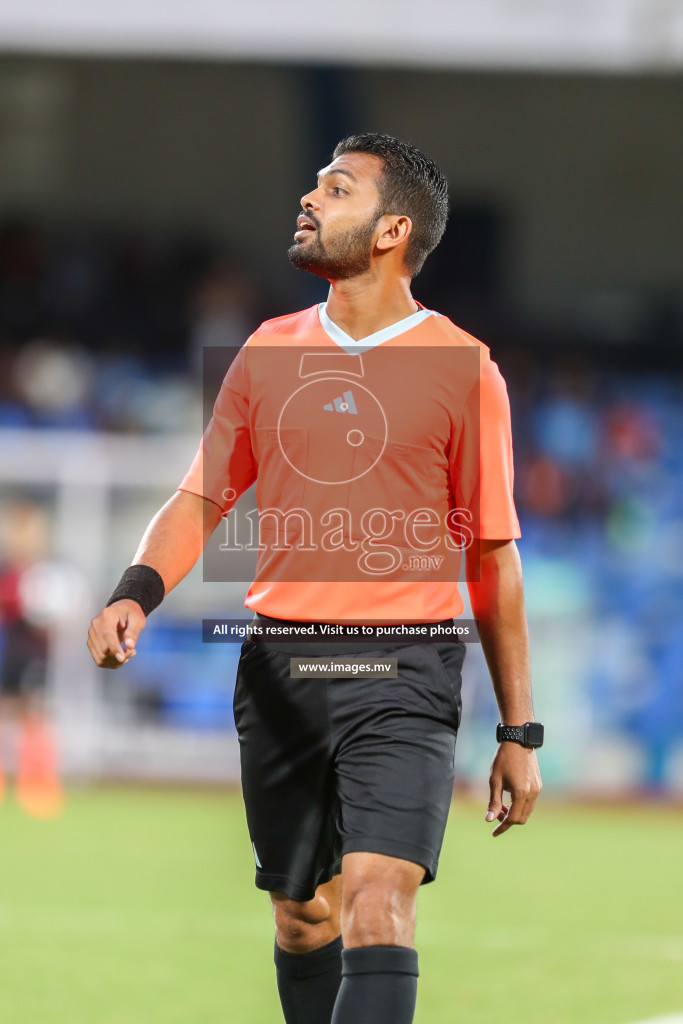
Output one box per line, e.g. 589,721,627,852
233,622,465,902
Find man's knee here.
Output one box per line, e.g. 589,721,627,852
271,877,341,954
272,898,320,952
341,853,425,948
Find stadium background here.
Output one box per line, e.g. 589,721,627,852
0,4,681,1023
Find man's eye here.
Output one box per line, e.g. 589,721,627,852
332,186,347,196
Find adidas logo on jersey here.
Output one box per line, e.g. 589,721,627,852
323,389,358,415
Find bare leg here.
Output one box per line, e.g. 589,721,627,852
331,852,425,1024
271,875,343,1024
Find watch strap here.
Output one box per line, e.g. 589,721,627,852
497,724,525,744
496,721,544,748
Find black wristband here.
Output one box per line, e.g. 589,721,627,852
496,721,544,749
106,564,165,618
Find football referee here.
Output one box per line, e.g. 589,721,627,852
88,133,542,1024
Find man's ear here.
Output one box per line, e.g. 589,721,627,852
375,215,413,253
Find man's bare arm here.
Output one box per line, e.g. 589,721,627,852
466,538,542,837
87,491,223,670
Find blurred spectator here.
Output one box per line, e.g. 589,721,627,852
189,257,256,378
13,338,95,429
0,499,63,817
0,220,48,340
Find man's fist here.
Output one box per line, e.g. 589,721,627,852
87,599,146,669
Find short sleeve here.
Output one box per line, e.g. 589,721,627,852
178,345,257,513
449,352,520,540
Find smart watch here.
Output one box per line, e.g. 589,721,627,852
496,722,544,749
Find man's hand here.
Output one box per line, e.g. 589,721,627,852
486,743,542,837
87,599,146,669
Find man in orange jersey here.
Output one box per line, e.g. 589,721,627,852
88,134,542,1024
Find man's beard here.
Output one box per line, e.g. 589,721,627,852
287,211,380,281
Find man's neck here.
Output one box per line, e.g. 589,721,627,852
325,275,418,341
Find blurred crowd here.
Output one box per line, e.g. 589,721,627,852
503,352,683,787
0,219,260,433
1,218,681,788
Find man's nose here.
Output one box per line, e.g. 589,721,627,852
300,187,321,211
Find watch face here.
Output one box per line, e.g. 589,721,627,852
525,722,544,748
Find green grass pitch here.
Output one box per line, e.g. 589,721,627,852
0,787,680,1024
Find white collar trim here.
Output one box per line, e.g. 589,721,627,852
318,302,436,353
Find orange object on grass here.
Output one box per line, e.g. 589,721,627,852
16,716,64,818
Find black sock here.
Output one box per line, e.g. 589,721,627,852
331,945,419,1024
274,935,343,1024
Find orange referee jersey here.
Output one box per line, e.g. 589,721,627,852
179,303,520,623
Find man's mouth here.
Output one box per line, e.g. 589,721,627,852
294,215,318,240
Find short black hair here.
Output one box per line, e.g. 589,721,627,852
332,132,449,277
